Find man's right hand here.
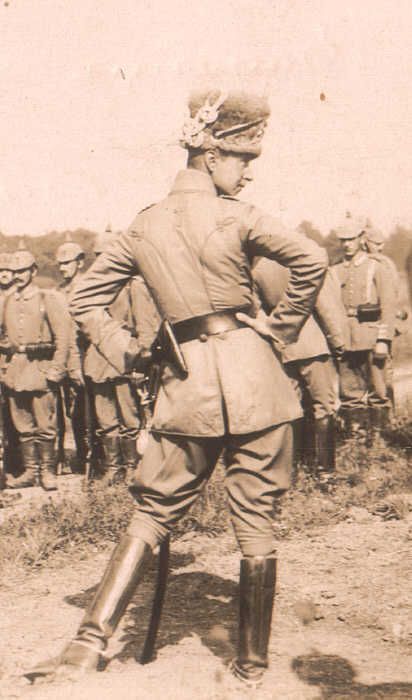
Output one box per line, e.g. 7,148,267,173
236,310,285,350
125,340,152,375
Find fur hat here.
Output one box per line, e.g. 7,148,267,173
56,233,85,263
180,89,270,156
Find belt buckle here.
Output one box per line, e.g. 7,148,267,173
17,344,26,353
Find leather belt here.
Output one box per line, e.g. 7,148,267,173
172,307,253,344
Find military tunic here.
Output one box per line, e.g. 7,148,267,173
253,258,348,420
333,251,396,409
83,276,158,440
0,284,70,442
70,168,327,556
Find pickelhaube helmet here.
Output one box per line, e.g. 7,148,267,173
10,240,36,271
93,223,116,255
364,226,385,244
335,213,367,240
56,232,85,263
180,89,270,156
0,251,12,271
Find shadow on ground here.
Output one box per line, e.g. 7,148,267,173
64,550,238,666
292,653,412,699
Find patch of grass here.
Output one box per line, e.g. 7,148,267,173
1,425,411,581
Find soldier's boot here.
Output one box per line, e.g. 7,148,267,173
314,415,336,490
369,406,391,444
25,535,152,682
100,435,124,486
291,418,304,483
7,440,38,489
231,556,277,686
120,436,139,477
38,440,58,491
340,407,369,440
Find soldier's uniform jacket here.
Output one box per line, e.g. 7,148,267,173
82,275,160,383
369,252,400,298
332,251,396,351
70,169,327,438
252,258,349,363
0,283,70,392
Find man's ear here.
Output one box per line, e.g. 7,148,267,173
204,149,218,173
31,265,38,278
78,258,85,271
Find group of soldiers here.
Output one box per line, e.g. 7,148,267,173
0,214,401,494
0,88,405,688
0,230,159,493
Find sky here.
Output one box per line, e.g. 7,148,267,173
1,0,412,236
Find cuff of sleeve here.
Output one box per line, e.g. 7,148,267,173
377,325,391,341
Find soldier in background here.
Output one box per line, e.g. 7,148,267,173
83,226,143,484
362,227,406,414
333,220,396,435
0,252,14,297
2,243,70,490
56,235,90,472
0,252,18,488
363,227,400,296
253,258,347,476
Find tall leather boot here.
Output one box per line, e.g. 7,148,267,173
101,435,124,486
315,415,335,473
369,406,390,444
25,535,153,680
340,407,369,440
120,436,139,474
231,556,277,685
7,440,38,489
37,440,58,491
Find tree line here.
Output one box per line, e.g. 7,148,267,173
1,222,411,287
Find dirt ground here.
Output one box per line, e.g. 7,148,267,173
0,360,411,699
1,510,411,700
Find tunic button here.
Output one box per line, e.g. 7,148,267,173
199,333,208,343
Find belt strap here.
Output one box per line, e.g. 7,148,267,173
172,307,253,344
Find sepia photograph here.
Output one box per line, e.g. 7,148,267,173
0,1,411,698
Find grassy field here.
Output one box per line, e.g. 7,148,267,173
1,421,411,585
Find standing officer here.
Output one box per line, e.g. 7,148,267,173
253,258,348,475
1,243,70,490
55,235,89,471
30,90,327,685
333,220,396,433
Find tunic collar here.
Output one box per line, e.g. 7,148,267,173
169,169,217,196
343,251,368,268
14,283,39,301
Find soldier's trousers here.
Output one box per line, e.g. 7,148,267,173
127,423,293,558
285,355,337,419
92,379,140,440
8,390,57,443
339,351,391,409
